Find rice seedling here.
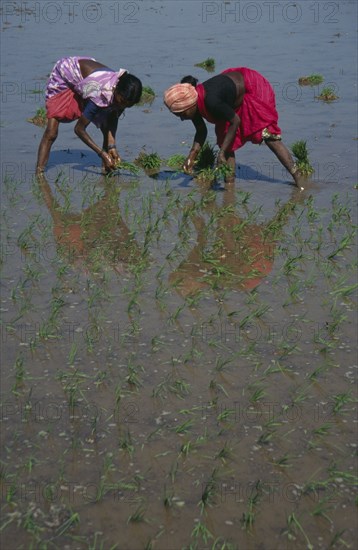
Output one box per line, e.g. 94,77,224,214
257,430,275,445
27,106,47,127
328,530,350,548
194,167,217,186
191,520,214,543
163,485,174,508
327,231,355,259
313,422,332,436
14,354,25,385
298,74,324,86
215,163,235,181
167,303,186,324
209,379,229,397
271,453,292,468
241,480,262,531
169,460,179,483
284,513,313,550
169,377,191,398
214,355,235,372
217,408,236,423
215,442,233,462
87,532,120,549
311,496,334,524
179,439,196,458
195,143,217,170
68,342,77,366
138,85,156,105
331,391,354,414
239,304,270,329
195,57,216,72
166,154,187,170
3,483,17,505
135,151,162,172
110,159,140,175
199,468,219,512
316,86,339,101
23,456,38,474
22,506,43,537
125,360,143,390
174,418,194,434
308,364,327,380
330,281,358,297
212,539,236,550
291,140,314,176
328,463,358,486
56,511,80,537
119,428,135,456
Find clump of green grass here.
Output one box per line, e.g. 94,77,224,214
316,86,339,101
195,143,217,170
135,151,162,171
215,163,235,180
27,106,47,127
298,74,324,86
166,154,187,170
291,140,314,176
195,57,216,72
195,167,217,185
138,85,156,105
194,144,235,183
111,160,140,175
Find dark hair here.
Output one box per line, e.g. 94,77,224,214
116,72,142,104
180,75,198,87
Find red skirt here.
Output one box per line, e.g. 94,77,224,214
197,67,281,151
46,88,83,122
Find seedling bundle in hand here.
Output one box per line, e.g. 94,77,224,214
291,140,314,176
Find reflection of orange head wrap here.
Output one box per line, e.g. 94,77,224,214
163,83,198,113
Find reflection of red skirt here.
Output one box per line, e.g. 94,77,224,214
46,88,83,122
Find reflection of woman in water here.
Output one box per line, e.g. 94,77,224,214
37,173,140,272
169,187,301,296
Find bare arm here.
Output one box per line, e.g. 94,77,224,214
217,113,240,163
184,113,208,173
74,114,115,170
101,110,122,149
100,110,123,167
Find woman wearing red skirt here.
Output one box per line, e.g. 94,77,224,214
164,67,304,187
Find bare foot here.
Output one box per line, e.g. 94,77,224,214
292,169,308,190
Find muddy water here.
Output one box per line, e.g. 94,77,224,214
1,2,357,549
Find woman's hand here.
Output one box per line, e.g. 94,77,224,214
101,151,117,172
217,149,227,166
183,145,201,174
108,147,121,165
183,155,195,174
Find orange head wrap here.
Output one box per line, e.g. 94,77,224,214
163,83,198,113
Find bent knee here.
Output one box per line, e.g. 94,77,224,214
43,119,59,142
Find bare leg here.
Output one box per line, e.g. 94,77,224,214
36,118,60,174
265,139,305,188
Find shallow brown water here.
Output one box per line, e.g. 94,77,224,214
1,2,357,549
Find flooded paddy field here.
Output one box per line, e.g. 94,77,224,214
0,1,357,549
